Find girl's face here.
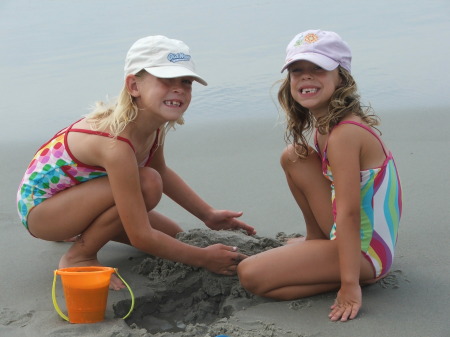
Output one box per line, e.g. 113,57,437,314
289,60,341,117
133,72,193,123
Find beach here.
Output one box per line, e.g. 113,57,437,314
1,109,449,337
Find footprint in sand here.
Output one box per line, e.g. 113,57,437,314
0,308,33,328
378,269,408,289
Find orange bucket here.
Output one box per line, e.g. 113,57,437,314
52,266,134,324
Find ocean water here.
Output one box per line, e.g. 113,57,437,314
1,0,449,143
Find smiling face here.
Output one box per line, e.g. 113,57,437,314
131,71,193,124
289,60,341,118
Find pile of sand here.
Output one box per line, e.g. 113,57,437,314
114,229,304,337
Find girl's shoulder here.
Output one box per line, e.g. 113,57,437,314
329,117,365,138
328,118,389,170
67,124,135,168
330,117,374,139
332,118,382,142
326,118,370,153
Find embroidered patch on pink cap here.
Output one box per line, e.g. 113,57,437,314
281,30,352,73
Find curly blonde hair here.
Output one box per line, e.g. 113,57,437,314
278,66,379,158
85,70,183,142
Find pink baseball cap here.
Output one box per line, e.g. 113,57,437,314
124,35,207,86
281,30,352,73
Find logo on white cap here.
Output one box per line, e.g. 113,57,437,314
124,35,207,85
167,53,191,63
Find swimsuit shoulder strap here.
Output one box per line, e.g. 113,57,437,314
143,128,161,166
69,125,136,152
336,121,389,156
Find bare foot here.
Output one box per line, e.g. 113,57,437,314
59,254,125,290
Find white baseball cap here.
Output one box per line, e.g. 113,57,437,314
124,35,207,86
281,30,352,73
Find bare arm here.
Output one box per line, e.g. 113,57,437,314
99,140,243,274
326,126,363,321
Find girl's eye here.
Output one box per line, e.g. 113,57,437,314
182,79,193,85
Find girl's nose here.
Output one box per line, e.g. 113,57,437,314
171,79,184,92
301,71,313,80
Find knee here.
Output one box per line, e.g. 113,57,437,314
280,145,321,176
139,167,163,210
237,259,265,296
280,144,296,171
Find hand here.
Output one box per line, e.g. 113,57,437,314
204,209,256,235
329,284,362,322
201,244,247,275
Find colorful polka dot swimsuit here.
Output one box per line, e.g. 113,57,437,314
17,119,159,229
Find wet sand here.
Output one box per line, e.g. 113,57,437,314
1,110,449,336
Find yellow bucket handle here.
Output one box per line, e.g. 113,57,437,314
52,268,135,321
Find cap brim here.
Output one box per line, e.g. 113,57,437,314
281,53,339,73
144,66,208,86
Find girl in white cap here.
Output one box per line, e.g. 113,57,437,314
17,35,255,290
238,30,402,321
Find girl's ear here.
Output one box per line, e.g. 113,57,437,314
125,74,140,97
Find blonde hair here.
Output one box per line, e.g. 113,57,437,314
85,70,184,143
278,66,379,158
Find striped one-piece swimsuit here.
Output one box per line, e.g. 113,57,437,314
316,121,402,278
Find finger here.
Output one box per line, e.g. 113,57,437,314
232,253,247,263
330,298,339,310
233,221,256,235
230,211,243,218
222,267,237,276
221,210,243,219
243,226,257,235
340,306,353,322
349,304,360,320
228,265,237,272
329,306,344,321
224,245,237,253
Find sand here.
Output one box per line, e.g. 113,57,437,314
1,110,449,337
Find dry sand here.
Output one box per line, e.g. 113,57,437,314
1,110,449,336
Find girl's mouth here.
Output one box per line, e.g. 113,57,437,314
300,88,318,94
164,100,182,107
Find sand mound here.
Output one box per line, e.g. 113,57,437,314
114,229,303,336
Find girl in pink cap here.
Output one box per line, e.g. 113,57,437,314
17,35,255,290
238,30,402,322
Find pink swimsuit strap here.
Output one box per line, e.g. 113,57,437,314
61,119,160,166
69,128,136,152
315,121,389,158
335,121,389,157
69,125,160,166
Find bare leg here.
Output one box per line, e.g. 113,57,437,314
238,145,374,299
28,167,163,290
111,210,183,245
147,211,183,237
238,240,375,300
280,145,334,239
